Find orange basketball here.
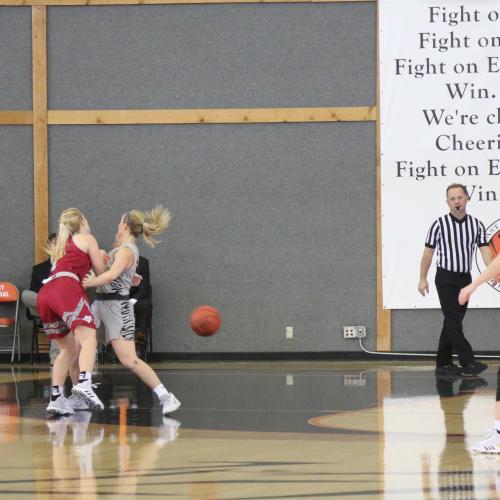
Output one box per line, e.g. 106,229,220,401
190,305,221,337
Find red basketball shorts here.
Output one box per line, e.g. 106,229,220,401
37,277,96,340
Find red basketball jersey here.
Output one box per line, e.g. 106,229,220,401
50,236,92,281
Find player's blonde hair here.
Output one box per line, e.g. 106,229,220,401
124,205,171,248
46,208,85,263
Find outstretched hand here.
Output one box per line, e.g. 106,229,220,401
458,283,475,305
82,270,97,289
132,273,143,287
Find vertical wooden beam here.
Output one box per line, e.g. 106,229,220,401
376,0,391,351
32,6,48,264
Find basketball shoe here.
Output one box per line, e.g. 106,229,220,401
46,396,74,416
160,393,181,415
473,429,500,454
72,382,104,411
68,394,91,411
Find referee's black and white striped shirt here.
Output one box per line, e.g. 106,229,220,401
425,213,488,273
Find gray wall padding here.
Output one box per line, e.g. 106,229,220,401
392,309,500,353
0,8,32,109
0,127,34,350
48,123,376,353
0,128,34,281
47,4,375,109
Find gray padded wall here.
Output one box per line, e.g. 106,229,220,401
45,3,379,353
0,8,32,109
49,123,376,352
0,9,33,351
0,127,33,280
392,309,500,352
0,7,33,296
0,127,34,350
47,4,375,108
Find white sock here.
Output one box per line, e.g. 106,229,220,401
51,385,64,400
78,371,92,385
494,419,500,433
153,384,169,401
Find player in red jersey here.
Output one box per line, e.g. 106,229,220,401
37,208,106,415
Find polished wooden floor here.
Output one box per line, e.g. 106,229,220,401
0,360,499,499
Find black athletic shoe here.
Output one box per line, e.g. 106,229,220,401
435,364,463,376
461,361,488,376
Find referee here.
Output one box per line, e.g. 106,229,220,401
418,183,492,377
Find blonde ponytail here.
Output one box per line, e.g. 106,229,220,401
46,208,84,263
126,205,171,248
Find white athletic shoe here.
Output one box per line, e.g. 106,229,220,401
473,429,500,454
72,383,104,411
160,393,181,415
68,394,91,411
46,396,74,416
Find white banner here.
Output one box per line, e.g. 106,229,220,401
380,0,500,309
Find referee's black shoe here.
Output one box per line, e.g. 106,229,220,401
461,361,488,376
435,364,463,377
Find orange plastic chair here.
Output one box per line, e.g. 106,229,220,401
0,282,21,363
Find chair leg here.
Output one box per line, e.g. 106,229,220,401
10,333,15,364
10,322,17,364
148,323,152,361
16,322,21,362
35,328,39,363
142,328,148,362
30,323,35,365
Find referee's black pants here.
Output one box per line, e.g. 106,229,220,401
435,267,475,368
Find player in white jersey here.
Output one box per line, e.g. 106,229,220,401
83,206,180,415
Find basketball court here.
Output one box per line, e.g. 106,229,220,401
0,360,498,498
2,0,500,498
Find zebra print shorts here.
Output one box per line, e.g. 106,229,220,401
92,299,135,343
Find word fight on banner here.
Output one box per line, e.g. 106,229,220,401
379,0,500,309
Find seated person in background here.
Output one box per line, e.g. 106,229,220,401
28,233,57,295
26,233,60,364
131,256,152,353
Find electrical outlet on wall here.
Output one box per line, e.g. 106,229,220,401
343,326,356,338
355,326,367,338
344,374,367,386
343,326,367,338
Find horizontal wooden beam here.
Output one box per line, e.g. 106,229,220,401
48,106,376,125
0,111,33,125
0,107,376,125
1,0,374,5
